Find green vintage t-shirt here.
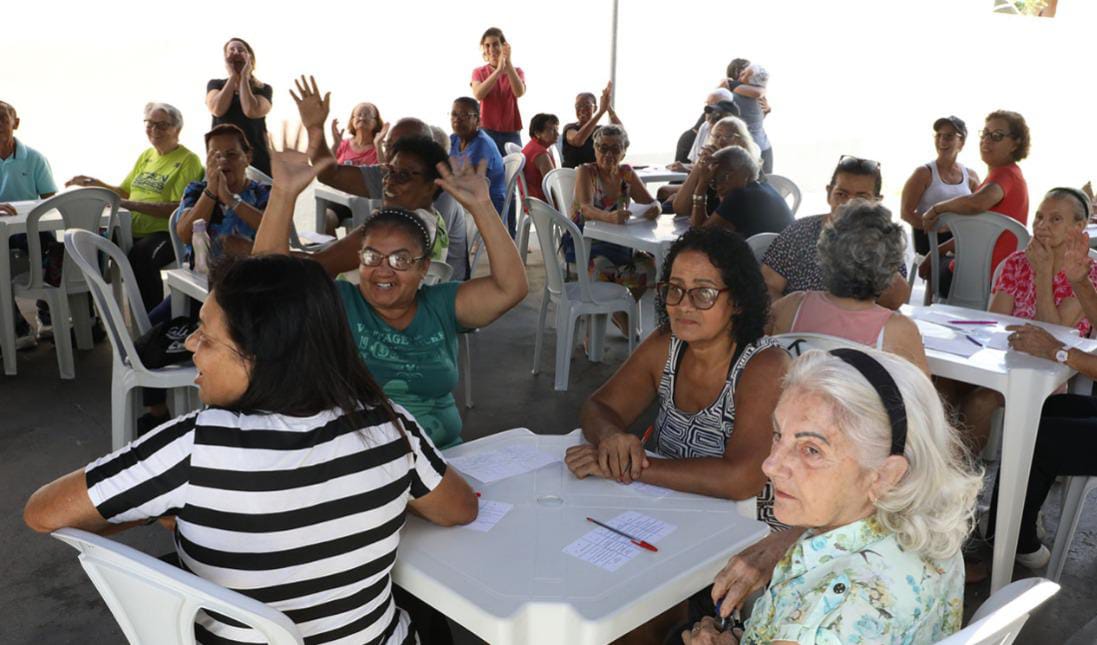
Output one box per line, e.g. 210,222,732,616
120,145,204,237
336,279,464,449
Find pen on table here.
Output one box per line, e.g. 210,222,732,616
586,516,658,552
950,319,997,325
964,335,983,348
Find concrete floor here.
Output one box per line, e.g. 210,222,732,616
3,250,1096,644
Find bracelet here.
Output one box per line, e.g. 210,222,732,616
692,194,707,204
203,189,219,203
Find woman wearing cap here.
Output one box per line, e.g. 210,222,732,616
206,37,273,175
253,142,527,450
471,27,526,155
682,348,980,645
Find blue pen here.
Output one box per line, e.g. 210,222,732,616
715,599,729,631
965,335,983,348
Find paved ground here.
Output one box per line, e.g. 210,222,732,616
3,248,1095,644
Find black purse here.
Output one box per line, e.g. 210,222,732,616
135,316,196,368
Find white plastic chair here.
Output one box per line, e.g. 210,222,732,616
542,167,577,217
745,232,779,262
927,212,1031,311
53,528,303,645
168,207,187,270
470,153,525,275
13,188,118,379
1047,475,1097,582
504,142,522,156
771,332,863,357
766,174,802,215
527,197,636,391
245,165,273,185
934,577,1058,644
422,260,454,286
64,230,197,450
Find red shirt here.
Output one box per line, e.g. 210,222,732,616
334,140,378,167
992,250,1097,335
471,64,524,132
521,139,551,201
982,162,1029,274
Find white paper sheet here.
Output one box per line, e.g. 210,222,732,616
627,202,654,219
625,481,672,498
448,444,561,484
463,500,513,533
563,511,677,572
915,319,982,357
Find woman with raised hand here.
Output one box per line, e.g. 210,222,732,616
206,37,273,175
470,27,526,155
252,142,527,449
331,101,388,166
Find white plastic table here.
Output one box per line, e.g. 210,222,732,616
583,215,690,336
0,199,132,375
634,167,688,184
903,303,1097,593
313,184,379,233
165,269,209,317
392,428,768,645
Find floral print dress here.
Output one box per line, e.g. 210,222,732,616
740,517,963,644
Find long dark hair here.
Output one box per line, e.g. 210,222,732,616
209,255,398,428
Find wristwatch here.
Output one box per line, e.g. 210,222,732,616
1055,347,1070,364
229,194,243,210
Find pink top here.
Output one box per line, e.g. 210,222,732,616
335,140,378,167
992,250,1097,336
521,139,551,201
789,291,892,348
471,64,524,132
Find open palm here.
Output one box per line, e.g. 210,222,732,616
436,158,493,212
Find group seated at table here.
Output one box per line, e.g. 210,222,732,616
761,155,910,310
566,227,790,528
24,253,479,644
66,102,205,314
251,144,527,450
562,82,621,169
671,116,761,218
685,146,792,239
679,348,980,644
769,199,929,374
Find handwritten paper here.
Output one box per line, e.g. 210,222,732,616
563,511,676,572
448,444,561,484
463,500,513,533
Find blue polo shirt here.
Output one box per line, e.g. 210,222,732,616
450,129,506,215
0,139,57,201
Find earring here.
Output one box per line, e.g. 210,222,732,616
868,491,878,505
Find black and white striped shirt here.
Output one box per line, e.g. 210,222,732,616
85,404,446,645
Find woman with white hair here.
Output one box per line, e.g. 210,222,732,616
682,347,980,644
672,116,760,218
727,63,773,173
769,199,929,374
66,102,204,311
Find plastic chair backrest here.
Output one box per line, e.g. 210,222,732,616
542,167,577,215
168,207,187,269
766,174,802,215
771,332,863,358
504,142,522,155
500,152,525,228
23,188,119,292
746,232,779,262
64,230,152,372
527,197,596,302
245,166,274,185
53,528,303,645
928,212,1030,310
934,578,1058,645
423,260,454,286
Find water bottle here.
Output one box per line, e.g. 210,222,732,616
616,179,631,212
192,219,210,275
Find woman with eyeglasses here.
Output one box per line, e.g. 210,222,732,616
252,147,527,450
450,97,508,218
25,253,480,644
206,37,273,175
471,27,526,156
330,102,388,166
921,110,1031,295
565,227,790,525
66,102,204,314
671,116,761,218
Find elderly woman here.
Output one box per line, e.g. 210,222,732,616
206,37,272,175
672,116,760,218
922,110,1031,294
688,146,792,238
563,82,621,168
450,97,507,217
571,124,661,296
330,101,387,166
25,253,478,644
566,227,790,526
66,102,204,312
471,27,526,155
521,113,558,201
683,348,981,645
726,63,773,173
253,142,527,450
770,200,928,374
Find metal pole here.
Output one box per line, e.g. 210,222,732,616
610,0,619,104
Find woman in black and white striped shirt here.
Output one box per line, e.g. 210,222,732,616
25,253,479,644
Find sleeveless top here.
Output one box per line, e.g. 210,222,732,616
915,161,971,215
789,291,890,349
655,335,784,528
562,163,634,265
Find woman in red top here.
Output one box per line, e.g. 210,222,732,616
921,110,1031,290
470,27,526,155
521,113,558,201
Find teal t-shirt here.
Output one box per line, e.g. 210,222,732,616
336,280,463,449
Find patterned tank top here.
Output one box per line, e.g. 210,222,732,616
654,335,785,528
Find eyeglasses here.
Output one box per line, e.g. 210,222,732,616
979,129,1014,143
360,248,425,271
657,282,729,310
188,324,244,357
450,112,478,121
381,164,425,185
144,120,174,131
596,144,624,154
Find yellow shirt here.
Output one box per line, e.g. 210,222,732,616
120,145,204,237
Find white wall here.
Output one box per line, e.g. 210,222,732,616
7,0,1095,220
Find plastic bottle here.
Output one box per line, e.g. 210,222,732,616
616,179,631,212
191,219,210,275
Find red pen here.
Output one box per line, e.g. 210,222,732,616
586,516,658,552
640,425,654,445
949,320,997,325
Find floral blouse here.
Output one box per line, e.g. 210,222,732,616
991,250,1097,336
740,517,963,645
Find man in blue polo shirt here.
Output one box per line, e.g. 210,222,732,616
1,101,58,348
448,97,507,225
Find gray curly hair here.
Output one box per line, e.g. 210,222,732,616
593,123,629,149
818,199,905,300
